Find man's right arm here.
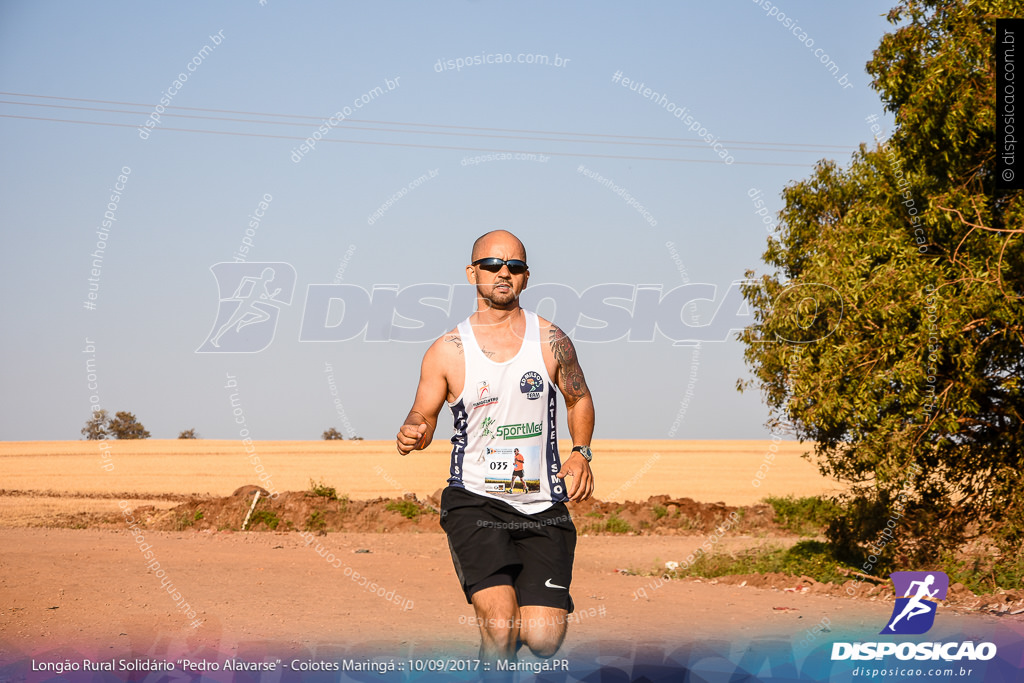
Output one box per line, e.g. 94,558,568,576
396,339,449,455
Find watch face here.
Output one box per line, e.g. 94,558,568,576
579,446,592,461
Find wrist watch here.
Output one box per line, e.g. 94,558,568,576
571,445,593,462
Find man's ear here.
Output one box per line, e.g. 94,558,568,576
466,265,476,283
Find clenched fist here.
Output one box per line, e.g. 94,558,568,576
396,422,428,455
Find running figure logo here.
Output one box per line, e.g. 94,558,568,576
479,416,496,439
197,262,296,353
881,571,949,635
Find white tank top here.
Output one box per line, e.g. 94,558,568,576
447,309,566,514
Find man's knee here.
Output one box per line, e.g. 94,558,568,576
527,638,562,659
519,609,567,657
524,626,565,658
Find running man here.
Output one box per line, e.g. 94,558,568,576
888,574,939,631
508,448,527,493
396,230,595,663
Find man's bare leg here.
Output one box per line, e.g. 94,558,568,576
471,585,520,662
518,605,568,658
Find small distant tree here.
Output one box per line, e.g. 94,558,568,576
107,411,151,440
351,435,364,441
81,409,109,440
322,428,344,440
178,428,199,439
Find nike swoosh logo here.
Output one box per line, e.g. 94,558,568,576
544,578,567,589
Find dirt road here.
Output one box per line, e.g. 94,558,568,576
1,528,1004,665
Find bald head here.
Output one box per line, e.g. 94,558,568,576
471,230,527,264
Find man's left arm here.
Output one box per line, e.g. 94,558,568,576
548,325,595,502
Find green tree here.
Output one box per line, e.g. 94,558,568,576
739,0,1024,566
107,411,151,440
322,427,344,440
81,409,109,440
178,428,199,439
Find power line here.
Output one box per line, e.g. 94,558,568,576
0,99,840,155
0,113,818,167
0,91,855,152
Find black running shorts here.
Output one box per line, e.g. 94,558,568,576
439,486,575,612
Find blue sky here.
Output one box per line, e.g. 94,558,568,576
0,1,898,441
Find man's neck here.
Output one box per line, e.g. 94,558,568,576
471,302,523,327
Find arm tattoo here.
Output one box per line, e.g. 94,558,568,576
444,335,463,354
548,326,588,400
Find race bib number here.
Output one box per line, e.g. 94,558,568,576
483,446,539,495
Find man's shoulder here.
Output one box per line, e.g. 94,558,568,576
532,312,560,335
426,325,465,360
533,313,571,349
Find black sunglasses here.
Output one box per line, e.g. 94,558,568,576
472,257,529,275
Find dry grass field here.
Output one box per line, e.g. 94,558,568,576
0,439,843,519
